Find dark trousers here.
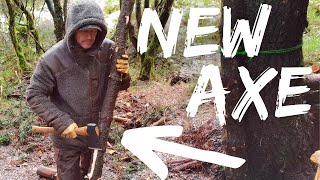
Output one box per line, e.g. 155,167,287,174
54,147,92,180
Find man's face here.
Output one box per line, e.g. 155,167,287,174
75,28,98,49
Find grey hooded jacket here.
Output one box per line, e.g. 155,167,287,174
26,0,130,150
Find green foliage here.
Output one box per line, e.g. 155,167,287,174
136,0,222,81
174,0,220,8
17,152,27,161
19,121,32,144
16,46,29,70
37,19,56,50
0,55,19,97
104,0,120,15
125,162,141,174
16,24,28,42
152,58,175,81
141,104,173,126
303,0,320,65
0,98,36,144
139,54,154,80
109,122,125,149
23,144,35,152
0,132,11,146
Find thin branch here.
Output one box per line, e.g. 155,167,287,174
32,0,35,17
37,1,46,25
28,31,46,52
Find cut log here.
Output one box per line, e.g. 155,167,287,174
312,63,320,73
107,141,113,148
120,156,132,162
167,158,193,165
171,160,200,172
310,151,320,180
114,116,130,123
36,166,57,180
151,117,170,126
304,74,320,90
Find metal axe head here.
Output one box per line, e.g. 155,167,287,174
87,123,102,150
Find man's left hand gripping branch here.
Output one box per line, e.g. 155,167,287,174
26,0,130,179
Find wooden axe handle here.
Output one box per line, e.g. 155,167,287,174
32,126,89,136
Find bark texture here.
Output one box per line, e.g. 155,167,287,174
5,0,29,71
90,1,134,179
46,0,65,42
138,0,174,80
220,1,315,179
144,0,149,8
13,0,43,54
52,0,64,41
135,0,142,28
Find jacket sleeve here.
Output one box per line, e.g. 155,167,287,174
26,58,74,134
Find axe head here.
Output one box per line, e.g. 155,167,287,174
87,123,102,150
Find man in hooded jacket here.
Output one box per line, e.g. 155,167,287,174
26,0,130,179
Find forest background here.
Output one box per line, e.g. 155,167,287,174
0,0,319,179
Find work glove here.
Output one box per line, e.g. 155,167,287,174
61,122,78,139
116,55,129,74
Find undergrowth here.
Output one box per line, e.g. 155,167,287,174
303,0,320,65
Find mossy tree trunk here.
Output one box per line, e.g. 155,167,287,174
45,0,65,42
5,0,29,71
220,1,315,179
138,0,175,80
13,0,43,54
52,0,65,42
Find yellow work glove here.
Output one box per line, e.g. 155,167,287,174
61,123,78,138
116,55,129,74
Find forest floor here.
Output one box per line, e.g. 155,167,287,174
0,52,224,180
0,80,225,180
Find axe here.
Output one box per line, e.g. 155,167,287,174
32,123,102,150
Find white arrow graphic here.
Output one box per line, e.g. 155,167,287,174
121,126,246,180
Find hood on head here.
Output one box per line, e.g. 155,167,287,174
65,0,108,56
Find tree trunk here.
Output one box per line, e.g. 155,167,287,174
45,0,55,17
46,0,65,42
5,0,29,71
52,0,64,41
138,0,174,80
63,0,68,24
135,0,141,27
220,1,315,179
144,0,149,9
13,0,43,54
90,1,134,179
